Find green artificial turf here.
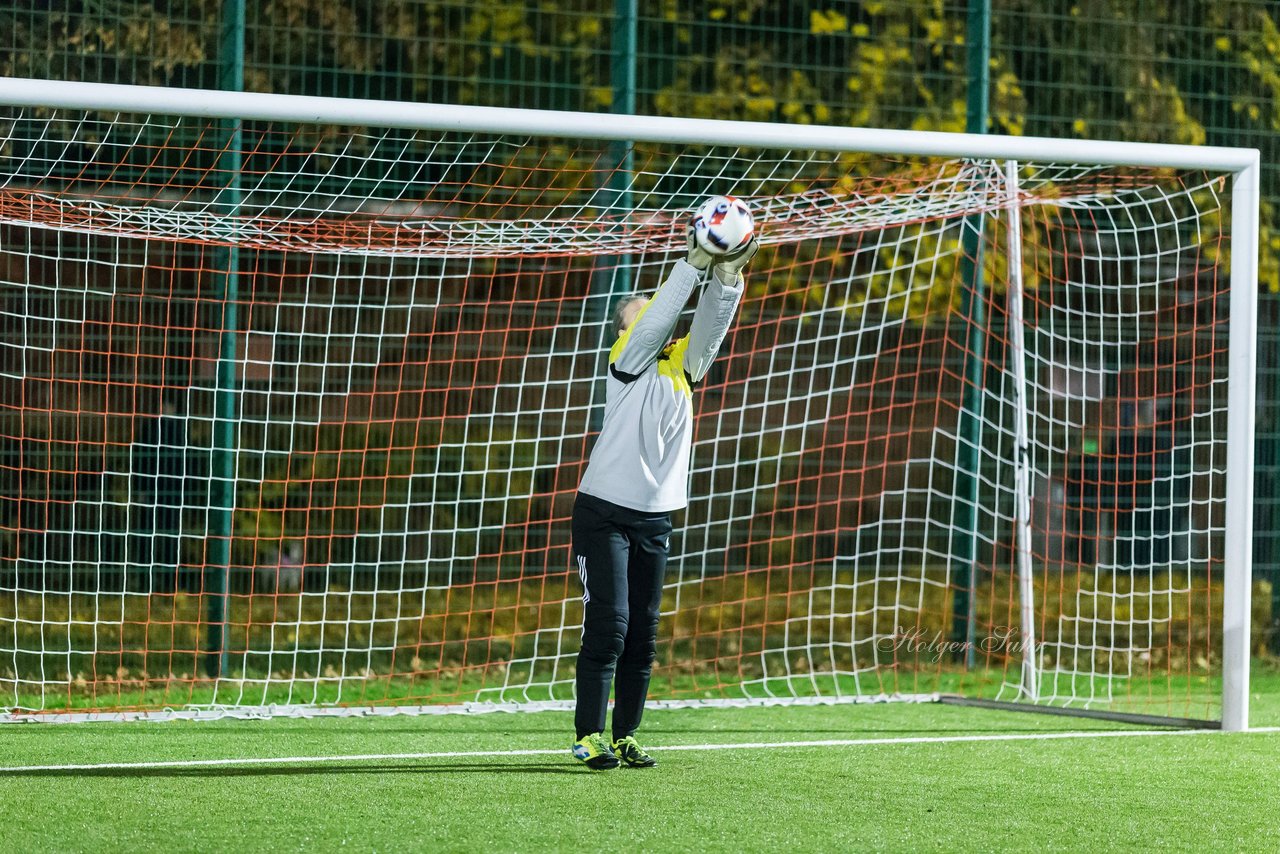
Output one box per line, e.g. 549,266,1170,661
2,669,1279,852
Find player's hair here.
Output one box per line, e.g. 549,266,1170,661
610,294,648,339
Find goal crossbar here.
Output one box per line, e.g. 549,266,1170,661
0,76,1261,172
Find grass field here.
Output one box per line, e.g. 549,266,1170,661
4,669,1280,852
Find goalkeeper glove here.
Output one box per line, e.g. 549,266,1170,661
685,224,715,271
686,227,759,278
712,235,758,282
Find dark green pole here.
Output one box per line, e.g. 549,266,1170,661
590,0,638,431
206,0,244,679
951,0,990,668
606,0,632,263
606,0,637,296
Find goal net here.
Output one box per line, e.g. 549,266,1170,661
0,80,1257,724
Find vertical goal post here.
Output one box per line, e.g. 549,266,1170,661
0,77,1260,727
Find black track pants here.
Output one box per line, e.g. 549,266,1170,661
572,491,672,741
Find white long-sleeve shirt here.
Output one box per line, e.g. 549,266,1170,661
578,260,745,512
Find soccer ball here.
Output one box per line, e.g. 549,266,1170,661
692,195,755,255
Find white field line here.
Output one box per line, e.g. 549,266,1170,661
2,726,1279,774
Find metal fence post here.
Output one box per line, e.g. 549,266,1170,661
951,0,991,667
206,0,244,679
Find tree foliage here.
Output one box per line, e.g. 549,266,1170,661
1,0,1276,287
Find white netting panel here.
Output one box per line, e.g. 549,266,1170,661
0,105,1236,721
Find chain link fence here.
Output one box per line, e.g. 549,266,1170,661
3,0,1278,644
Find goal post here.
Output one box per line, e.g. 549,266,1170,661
1223,156,1260,733
0,77,1259,726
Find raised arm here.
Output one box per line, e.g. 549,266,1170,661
683,239,757,382
610,261,700,377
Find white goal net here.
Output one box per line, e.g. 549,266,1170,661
0,80,1258,725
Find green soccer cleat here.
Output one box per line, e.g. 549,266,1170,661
611,735,657,768
571,733,620,770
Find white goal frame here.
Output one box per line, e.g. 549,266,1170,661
0,76,1260,730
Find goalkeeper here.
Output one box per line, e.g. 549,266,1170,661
570,223,758,770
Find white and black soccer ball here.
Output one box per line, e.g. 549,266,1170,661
692,195,755,255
